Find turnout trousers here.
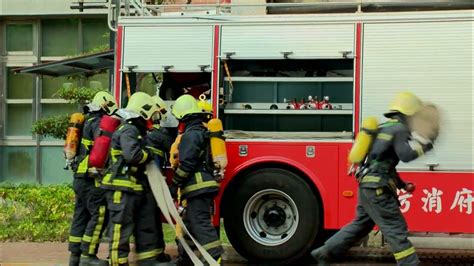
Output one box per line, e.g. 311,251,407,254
106,189,165,266
81,182,108,257
69,177,106,256
68,178,108,257
324,186,419,265
178,194,223,263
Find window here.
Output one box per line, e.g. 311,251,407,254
82,18,109,53
88,71,110,89
40,147,70,184
42,76,76,99
42,104,78,119
41,18,109,56
0,147,36,183
6,104,33,136
7,68,34,99
41,76,79,140
5,68,34,137
41,19,79,56
6,24,34,52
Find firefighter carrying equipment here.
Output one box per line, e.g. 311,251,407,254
172,94,202,120
101,121,151,193
169,119,227,179
64,113,86,163
172,119,220,199
88,115,121,169
86,91,118,116
125,92,158,120
348,116,379,164
208,118,227,178
146,162,219,266
384,92,422,118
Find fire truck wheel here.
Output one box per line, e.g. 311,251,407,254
223,168,320,263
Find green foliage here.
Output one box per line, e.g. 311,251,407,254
32,86,106,139
54,86,106,105
0,184,74,241
0,184,231,243
32,114,70,140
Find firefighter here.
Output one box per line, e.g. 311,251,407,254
101,92,173,266
170,94,223,266
311,92,438,266
143,95,175,262
68,91,117,266
147,96,174,164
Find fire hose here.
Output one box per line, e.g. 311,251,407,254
146,162,219,266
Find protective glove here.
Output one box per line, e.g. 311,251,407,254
405,182,416,193
411,131,433,145
169,183,179,199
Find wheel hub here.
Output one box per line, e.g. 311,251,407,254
263,206,286,228
243,189,299,246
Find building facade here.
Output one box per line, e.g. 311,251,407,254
0,1,110,184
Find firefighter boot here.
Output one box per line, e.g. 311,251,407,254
156,252,172,263
175,257,193,266
69,254,81,266
79,255,108,266
310,246,331,266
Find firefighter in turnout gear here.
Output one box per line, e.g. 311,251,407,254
101,92,173,266
68,91,117,266
311,92,438,266
170,94,223,265
144,95,174,263
147,96,174,166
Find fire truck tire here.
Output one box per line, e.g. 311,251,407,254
223,168,320,263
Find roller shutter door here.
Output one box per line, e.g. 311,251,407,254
362,20,473,171
221,24,355,59
122,26,214,72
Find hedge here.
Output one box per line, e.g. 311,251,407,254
0,184,229,244
0,184,74,241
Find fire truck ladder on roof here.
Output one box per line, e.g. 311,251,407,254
70,0,474,32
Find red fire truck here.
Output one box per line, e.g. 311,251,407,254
112,4,473,263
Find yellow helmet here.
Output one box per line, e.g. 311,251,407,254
197,94,213,114
152,95,167,111
125,92,157,120
384,92,423,117
172,94,201,120
151,95,168,123
91,91,117,115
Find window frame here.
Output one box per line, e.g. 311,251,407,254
4,21,37,56
3,64,36,140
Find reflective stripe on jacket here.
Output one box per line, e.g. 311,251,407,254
101,122,150,193
74,112,103,178
173,119,219,199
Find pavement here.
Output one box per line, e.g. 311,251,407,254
0,243,244,266
1,236,473,266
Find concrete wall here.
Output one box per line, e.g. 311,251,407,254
0,0,107,16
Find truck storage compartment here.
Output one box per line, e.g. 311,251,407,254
220,59,354,134
122,25,214,72
221,24,354,60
